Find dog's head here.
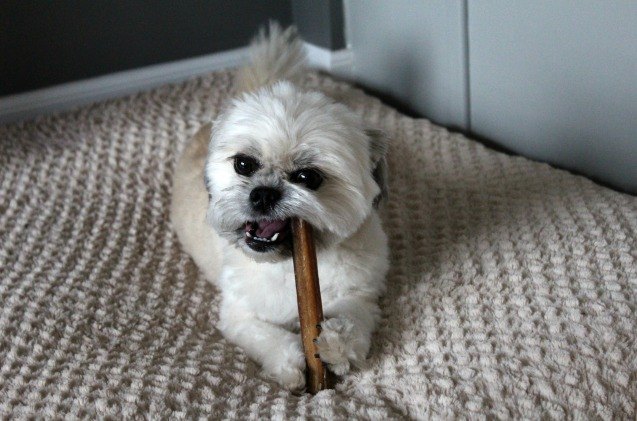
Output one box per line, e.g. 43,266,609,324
204,81,387,261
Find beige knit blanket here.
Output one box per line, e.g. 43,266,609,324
1,70,635,419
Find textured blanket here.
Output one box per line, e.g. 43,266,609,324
1,71,635,419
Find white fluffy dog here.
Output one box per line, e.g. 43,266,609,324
171,24,389,390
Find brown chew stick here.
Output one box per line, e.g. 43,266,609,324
291,218,332,394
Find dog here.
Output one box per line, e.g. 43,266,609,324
170,23,389,390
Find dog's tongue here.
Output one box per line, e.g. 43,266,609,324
253,219,287,238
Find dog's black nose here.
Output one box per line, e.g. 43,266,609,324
250,186,281,213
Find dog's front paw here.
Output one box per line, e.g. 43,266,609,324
316,318,367,376
262,342,306,391
266,365,306,391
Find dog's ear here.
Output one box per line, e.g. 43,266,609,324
365,128,389,207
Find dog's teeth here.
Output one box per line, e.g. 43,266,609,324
246,232,253,238
271,233,279,241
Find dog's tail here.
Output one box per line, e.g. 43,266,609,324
235,22,307,94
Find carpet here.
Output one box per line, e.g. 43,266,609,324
1,70,635,419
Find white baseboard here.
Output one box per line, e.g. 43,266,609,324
305,43,354,78
0,43,353,124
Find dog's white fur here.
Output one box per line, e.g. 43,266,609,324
170,24,389,390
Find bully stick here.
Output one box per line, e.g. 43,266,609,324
291,218,332,394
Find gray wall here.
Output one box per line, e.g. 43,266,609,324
0,1,348,97
0,0,293,96
345,0,637,193
468,1,637,194
292,0,345,50
345,0,468,131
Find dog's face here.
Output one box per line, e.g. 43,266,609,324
204,81,386,261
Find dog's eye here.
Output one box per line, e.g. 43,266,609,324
289,169,323,190
233,155,260,176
